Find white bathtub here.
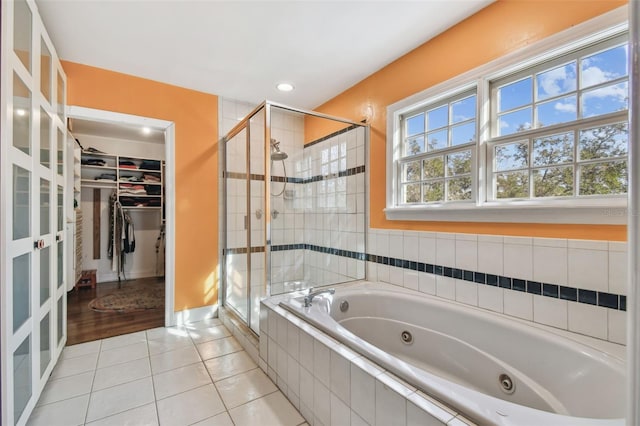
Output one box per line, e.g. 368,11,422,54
279,282,625,426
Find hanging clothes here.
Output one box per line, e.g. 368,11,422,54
155,223,165,277
108,192,135,283
124,213,136,254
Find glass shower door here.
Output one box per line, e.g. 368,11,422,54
224,126,249,321
248,108,265,333
223,106,266,334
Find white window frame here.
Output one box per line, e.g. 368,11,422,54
397,88,478,206
385,6,628,224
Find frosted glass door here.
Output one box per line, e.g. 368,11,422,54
2,0,67,424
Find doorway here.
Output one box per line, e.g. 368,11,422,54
66,106,176,344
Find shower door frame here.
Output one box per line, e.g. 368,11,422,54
222,100,367,334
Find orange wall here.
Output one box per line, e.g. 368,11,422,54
310,0,627,241
63,61,219,311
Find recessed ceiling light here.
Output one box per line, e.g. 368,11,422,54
142,127,151,135
276,82,295,92
16,109,26,116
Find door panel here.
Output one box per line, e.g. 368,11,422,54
39,108,51,168
39,38,51,103
13,336,32,423
13,0,31,72
39,314,51,377
12,254,31,333
13,165,31,240
40,178,50,236
39,246,50,305
12,74,31,155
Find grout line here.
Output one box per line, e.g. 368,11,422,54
82,339,101,425
146,336,162,425
203,356,233,415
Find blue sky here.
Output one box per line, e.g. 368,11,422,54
498,43,628,136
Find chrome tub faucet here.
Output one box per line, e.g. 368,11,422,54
303,287,335,307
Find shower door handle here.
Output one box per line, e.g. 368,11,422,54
244,215,248,230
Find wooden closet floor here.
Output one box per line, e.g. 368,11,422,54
66,276,165,346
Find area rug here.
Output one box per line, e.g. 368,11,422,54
89,284,164,313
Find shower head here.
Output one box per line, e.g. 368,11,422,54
271,151,288,161
270,138,288,161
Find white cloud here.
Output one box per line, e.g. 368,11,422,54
554,101,577,113
582,66,620,87
583,82,628,103
454,114,471,122
499,120,509,129
538,66,576,98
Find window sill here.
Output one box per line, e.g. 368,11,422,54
384,199,628,224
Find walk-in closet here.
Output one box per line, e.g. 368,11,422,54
67,118,166,344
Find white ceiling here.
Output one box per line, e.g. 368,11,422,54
36,0,494,110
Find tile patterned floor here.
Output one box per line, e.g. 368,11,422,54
28,318,307,426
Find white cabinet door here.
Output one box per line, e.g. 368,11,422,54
1,0,68,424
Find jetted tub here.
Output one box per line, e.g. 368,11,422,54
279,282,625,426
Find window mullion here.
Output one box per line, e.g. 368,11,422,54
528,137,534,198
574,128,579,196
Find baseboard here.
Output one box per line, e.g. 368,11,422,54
174,304,219,326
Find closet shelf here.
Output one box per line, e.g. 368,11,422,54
81,164,117,170
122,206,162,210
81,179,117,188
81,151,112,157
118,180,162,185
81,151,165,221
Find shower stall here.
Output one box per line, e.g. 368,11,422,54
221,101,368,333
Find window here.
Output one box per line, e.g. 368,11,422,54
398,91,476,204
488,35,628,200
387,16,629,222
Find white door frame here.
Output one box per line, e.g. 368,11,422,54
67,105,177,327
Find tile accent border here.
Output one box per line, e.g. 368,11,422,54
225,243,625,312
365,253,626,312
224,244,366,261
303,124,360,149
224,165,366,185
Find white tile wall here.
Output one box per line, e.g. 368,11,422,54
477,239,504,275
435,237,455,267
568,248,608,292
503,290,533,321
503,238,533,281
366,228,627,344
568,302,608,340
435,276,456,301
532,296,568,329
454,280,478,306
455,238,477,271
532,245,567,285
477,285,503,314
303,126,366,288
